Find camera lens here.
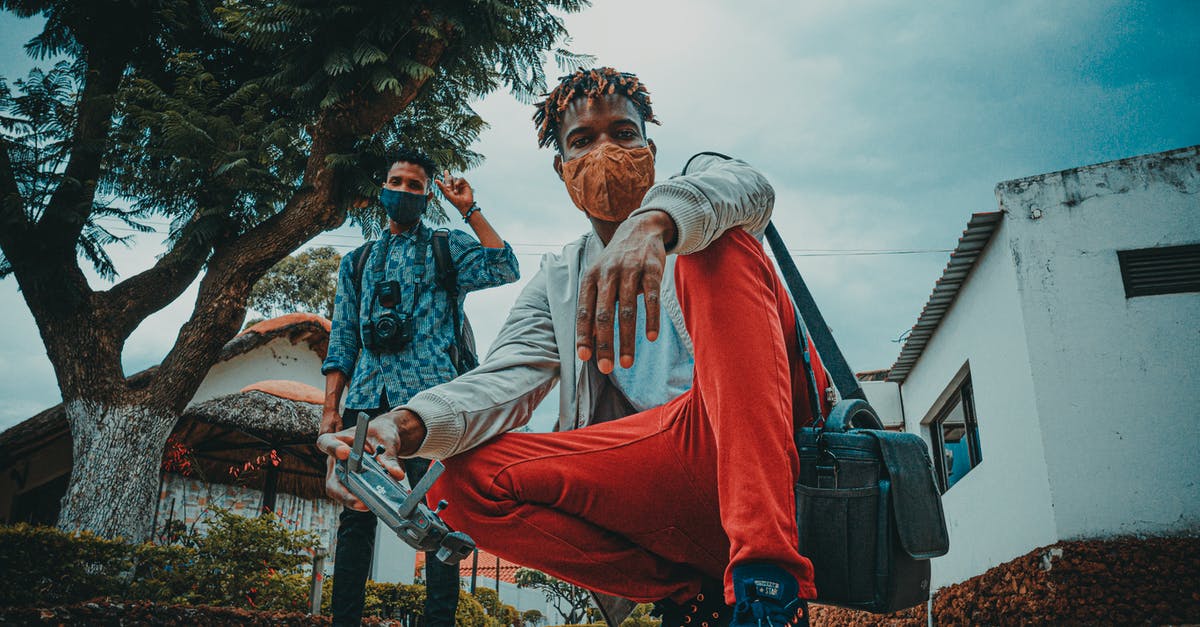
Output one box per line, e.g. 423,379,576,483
375,315,398,338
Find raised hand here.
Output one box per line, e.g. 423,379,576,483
435,169,475,214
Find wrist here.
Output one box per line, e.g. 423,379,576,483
631,209,677,248
392,409,428,457
460,202,481,223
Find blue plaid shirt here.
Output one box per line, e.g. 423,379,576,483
322,224,520,410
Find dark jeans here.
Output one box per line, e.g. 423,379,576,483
331,406,461,626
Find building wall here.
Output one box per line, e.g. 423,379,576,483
154,473,339,548
191,337,326,404
860,380,904,427
372,528,419,585
899,218,1058,589
996,145,1200,539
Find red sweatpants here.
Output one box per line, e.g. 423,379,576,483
429,228,826,604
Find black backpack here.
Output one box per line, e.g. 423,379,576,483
347,229,479,375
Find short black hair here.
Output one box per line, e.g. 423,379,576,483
532,67,660,151
388,147,437,181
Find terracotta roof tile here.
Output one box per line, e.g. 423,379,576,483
415,550,526,585
239,312,331,336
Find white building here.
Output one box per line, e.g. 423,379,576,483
862,145,1199,590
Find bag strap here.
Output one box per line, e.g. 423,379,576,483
430,229,458,296
350,240,374,295
677,151,865,403
431,229,460,330
764,222,866,402
431,229,474,371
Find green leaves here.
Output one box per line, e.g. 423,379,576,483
247,245,341,319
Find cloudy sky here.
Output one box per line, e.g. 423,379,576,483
1,1,1197,432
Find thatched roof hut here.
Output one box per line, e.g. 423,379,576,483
176,384,326,502
0,314,334,524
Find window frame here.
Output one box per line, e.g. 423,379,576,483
929,374,982,493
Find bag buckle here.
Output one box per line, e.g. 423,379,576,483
816,448,839,489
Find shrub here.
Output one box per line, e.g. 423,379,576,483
0,523,131,606
320,576,490,626
0,508,320,612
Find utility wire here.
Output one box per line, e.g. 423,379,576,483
99,222,955,258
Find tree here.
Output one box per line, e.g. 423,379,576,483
514,568,595,625
247,245,340,320
522,608,545,627
0,0,592,542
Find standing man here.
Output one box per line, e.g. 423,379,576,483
320,69,830,627
320,147,520,627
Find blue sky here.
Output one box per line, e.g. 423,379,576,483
1,1,1197,431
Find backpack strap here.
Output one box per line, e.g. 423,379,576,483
350,240,374,296
431,229,458,297
431,229,477,373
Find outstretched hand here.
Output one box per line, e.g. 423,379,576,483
576,210,677,374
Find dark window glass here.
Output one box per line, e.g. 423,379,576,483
8,472,70,526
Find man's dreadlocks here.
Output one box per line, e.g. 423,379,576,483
533,67,660,151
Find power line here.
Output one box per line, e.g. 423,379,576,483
98,223,954,258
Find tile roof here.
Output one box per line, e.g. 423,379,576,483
887,212,1004,383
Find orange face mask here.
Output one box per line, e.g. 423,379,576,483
560,143,656,222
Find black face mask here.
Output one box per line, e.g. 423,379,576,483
380,188,427,224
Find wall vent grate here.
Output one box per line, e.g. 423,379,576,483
1117,243,1200,298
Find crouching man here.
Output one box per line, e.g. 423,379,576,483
319,68,829,627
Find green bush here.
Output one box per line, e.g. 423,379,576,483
619,603,662,627
471,586,521,626
0,523,132,606
320,576,490,626
0,509,319,612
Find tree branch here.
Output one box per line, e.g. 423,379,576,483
148,40,448,411
98,214,223,342
37,51,125,260
0,137,31,265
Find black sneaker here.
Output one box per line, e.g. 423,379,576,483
730,564,809,627
651,578,730,627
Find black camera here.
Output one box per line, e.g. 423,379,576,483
363,312,413,352
363,280,414,352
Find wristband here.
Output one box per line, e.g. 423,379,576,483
462,203,481,222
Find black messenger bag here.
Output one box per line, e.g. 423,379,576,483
765,222,950,614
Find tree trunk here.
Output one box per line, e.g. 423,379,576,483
57,399,176,543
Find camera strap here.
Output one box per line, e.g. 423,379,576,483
367,229,425,320
679,151,865,406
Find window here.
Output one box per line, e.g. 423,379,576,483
8,472,70,525
930,376,981,493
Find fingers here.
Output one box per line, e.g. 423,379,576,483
592,266,618,374
375,450,407,482
316,432,352,461
617,268,642,369
642,260,663,343
324,455,368,511
576,268,598,363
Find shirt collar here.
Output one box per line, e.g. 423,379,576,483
390,222,428,242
